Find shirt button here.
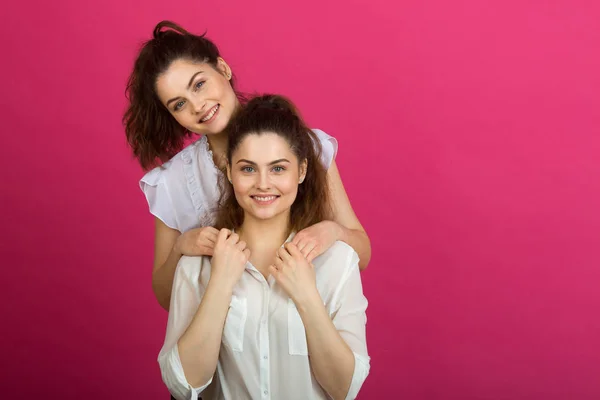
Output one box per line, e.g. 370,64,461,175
263,355,268,360
264,390,268,395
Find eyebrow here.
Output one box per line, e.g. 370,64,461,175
165,71,204,107
236,158,291,165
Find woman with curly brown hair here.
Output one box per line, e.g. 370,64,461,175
124,21,371,311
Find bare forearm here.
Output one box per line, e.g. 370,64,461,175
178,281,232,388
152,244,184,310
339,226,371,270
297,294,355,400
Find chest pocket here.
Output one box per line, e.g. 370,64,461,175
287,298,309,356
223,295,247,352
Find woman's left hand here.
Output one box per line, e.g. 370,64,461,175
269,243,319,306
292,221,342,262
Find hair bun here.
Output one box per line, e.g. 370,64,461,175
249,94,297,115
153,20,189,40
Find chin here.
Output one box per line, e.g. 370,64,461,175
208,122,229,136
251,211,277,220
247,206,284,221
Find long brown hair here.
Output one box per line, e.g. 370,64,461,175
123,21,243,170
215,94,331,233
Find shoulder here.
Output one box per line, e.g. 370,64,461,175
138,136,218,232
309,128,339,170
174,255,211,284
314,241,359,281
310,128,337,147
140,137,206,187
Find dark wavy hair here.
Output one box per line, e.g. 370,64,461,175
123,21,243,170
215,94,331,233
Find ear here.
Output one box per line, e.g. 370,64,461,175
217,57,232,80
226,162,233,183
299,159,307,184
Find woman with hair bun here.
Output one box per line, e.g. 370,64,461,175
158,94,370,400
123,21,371,311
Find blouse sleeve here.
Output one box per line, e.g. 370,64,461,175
158,257,212,399
311,128,339,170
139,167,178,231
331,250,370,399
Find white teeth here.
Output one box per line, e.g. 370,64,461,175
254,196,276,201
201,105,219,122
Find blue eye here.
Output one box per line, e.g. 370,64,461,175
194,81,205,90
272,166,285,172
242,166,254,173
174,100,185,111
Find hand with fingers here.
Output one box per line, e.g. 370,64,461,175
291,221,342,262
176,226,220,257
269,243,320,307
210,229,251,291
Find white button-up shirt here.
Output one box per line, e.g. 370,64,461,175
158,239,370,400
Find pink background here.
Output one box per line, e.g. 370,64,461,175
2,0,599,399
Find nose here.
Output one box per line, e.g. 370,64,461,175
191,97,206,114
256,170,271,190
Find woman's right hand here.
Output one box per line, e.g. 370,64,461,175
175,226,220,257
209,229,251,291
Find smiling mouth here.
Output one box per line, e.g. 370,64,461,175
199,104,220,123
251,195,280,204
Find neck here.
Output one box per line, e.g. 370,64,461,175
206,132,229,169
238,211,291,258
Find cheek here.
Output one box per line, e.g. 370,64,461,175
170,111,193,128
219,81,237,104
279,177,300,197
231,177,252,198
